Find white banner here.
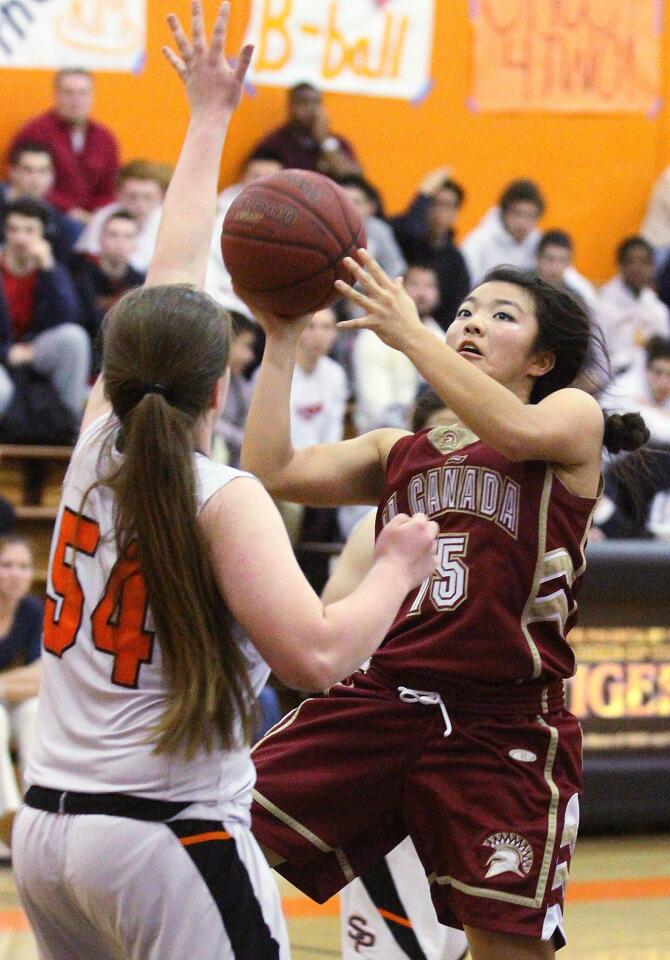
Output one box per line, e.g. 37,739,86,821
0,0,146,72
244,0,435,101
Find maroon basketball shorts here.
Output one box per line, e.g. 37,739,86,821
251,670,582,946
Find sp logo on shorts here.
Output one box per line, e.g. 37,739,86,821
483,832,534,879
347,915,376,953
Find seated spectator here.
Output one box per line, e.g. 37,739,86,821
599,237,670,376
9,68,119,222
391,168,470,329
337,174,406,282
535,229,599,312
264,307,347,542
600,336,670,445
353,263,443,432
252,82,360,178
461,178,544,284
74,160,171,274
206,148,284,316
0,537,42,847
70,209,145,370
213,313,259,467
0,142,83,262
0,199,89,426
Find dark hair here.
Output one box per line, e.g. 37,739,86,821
3,197,50,232
229,310,257,338
617,235,654,265
245,147,284,167
9,140,54,167
412,389,448,432
405,261,439,280
336,173,384,217
480,267,646,454
499,179,545,216
646,335,670,366
435,178,465,207
101,208,138,230
289,81,319,98
538,229,573,255
93,284,255,757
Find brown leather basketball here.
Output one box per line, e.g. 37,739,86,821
221,169,366,318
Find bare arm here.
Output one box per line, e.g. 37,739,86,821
80,1,253,433
241,309,406,505
200,478,437,690
0,660,42,703
337,251,604,468
321,509,376,605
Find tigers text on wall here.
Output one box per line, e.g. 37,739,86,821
244,0,435,100
470,0,661,113
0,0,146,71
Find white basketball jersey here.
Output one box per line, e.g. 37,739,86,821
26,413,270,809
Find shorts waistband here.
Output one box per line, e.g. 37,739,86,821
24,785,191,821
365,666,565,716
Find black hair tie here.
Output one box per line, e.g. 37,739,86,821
142,382,169,399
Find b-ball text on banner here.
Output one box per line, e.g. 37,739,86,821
244,0,435,101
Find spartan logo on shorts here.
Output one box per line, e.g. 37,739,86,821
483,832,534,879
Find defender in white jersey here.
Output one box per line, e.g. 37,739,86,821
11,8,439,960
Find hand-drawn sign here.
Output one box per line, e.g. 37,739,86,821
470,0,661,113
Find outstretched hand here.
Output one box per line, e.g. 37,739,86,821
335,249,424,352
163,0,253,122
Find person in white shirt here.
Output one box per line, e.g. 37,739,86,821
74,159,171,273
535,229,599,313
598,236,670,376
205,148,284,317
11,9,438,960
461,179,545,285
290,306,348,449
353,264,443,432
600,335,670,444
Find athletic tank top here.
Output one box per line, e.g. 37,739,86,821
371,425,600,689
26,414,270,807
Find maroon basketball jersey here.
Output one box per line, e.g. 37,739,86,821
372,425,600,687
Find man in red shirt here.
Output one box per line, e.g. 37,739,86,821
8,69,119,223
0,199,89,426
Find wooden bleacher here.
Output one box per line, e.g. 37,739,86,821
0,444,73,589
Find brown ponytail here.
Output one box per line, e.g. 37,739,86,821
90,284,255,757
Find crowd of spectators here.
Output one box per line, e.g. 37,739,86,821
2,75,670,543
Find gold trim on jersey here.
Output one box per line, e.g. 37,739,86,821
251,789,356,883
519,466,553,680
426,424,479,455
431,715,561,908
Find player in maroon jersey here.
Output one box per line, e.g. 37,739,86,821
241,251,647,960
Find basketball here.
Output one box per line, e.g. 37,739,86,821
221,169,367,318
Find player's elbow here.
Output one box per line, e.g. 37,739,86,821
271,652,335,693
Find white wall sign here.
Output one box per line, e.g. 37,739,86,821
244,0,435,101
0,0,146,72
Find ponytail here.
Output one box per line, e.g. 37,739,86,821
90,284,255,757
602,411,650,454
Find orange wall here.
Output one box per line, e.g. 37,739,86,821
3,0,670,282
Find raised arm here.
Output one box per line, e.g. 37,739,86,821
336,250,604,471
240,304,406,506
80,1,252,432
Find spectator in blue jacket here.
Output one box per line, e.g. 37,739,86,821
0,198,89,423
391,168,470,329
0,142,83,264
